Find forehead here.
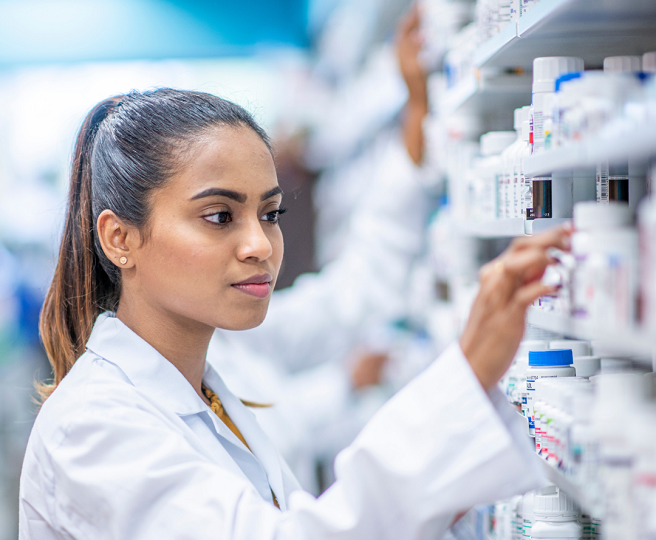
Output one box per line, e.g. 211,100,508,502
167,125,277,198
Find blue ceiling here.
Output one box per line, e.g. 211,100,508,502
0,0,309,66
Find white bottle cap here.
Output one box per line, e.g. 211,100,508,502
595,373,643,408
533,57,585,93
533,486,578,519
603,55,642,73
573,201,631,230
643,51,656,73
480,131,516,156
573,356,601,378
516,340,548,358
549,340,590,357
514,107,523,131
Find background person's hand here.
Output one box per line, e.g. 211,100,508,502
395,4,428,165
459,227,572,391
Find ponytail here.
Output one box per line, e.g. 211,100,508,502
38,89,270,401
38,98,122,400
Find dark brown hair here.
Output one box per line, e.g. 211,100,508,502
38,89,270,399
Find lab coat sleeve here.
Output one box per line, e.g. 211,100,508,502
26,343,542,540
226,131,433,372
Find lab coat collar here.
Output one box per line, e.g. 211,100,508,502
86,312,208,416
203,366,287,511
86,312,287,510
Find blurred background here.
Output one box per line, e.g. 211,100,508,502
7,0,656,538
0,1,433,537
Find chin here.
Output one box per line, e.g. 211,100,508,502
214,304,269,331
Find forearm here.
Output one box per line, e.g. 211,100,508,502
403,88,429,165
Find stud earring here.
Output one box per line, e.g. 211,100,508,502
119,256,128,265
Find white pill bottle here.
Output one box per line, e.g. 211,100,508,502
526,349,576,436
532,486,582,539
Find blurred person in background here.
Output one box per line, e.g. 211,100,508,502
206,7,436,493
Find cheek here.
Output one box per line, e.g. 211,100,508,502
140,222,230,296
270,228,284,271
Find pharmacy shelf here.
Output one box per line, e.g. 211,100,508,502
440,73,531,117
523,123,656,176
457,217,569,238
526,307,655,356
475,0,656,70
534,456,597,515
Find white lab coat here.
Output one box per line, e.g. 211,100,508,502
19,312,543,540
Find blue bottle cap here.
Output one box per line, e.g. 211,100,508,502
555,71,582,92
528,349,574,367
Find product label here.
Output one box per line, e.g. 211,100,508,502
526,177,552,219
597,165,630,204
521,173,532,219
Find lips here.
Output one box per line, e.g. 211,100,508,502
231,273,272,299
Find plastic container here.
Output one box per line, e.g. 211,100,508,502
501,107,530,219
603,55,642,73
532,486,582,539
571,202,639,331
526,349,575,436
593,373,643,540
572,356,601,378
643,51,656,73
532,57,584,155
518,119,533,222
475,131,516,220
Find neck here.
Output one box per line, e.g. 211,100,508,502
116,292,214,405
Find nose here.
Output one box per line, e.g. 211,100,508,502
235,217,273,262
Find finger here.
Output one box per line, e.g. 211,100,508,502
509,225,572,253
503,247,554,284
399,3,420,36
512,281,556,310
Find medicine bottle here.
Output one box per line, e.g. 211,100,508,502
476,131,516,220
532,485,582,539
526,349,575,436
571,201,639,331
501,107,529,219
532,57,584,155
593,373,643,540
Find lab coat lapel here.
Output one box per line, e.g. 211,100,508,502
203,365,288,511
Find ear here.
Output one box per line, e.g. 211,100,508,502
96,209,139,269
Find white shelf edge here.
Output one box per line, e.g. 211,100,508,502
518,0,575,37
534,455,596,515
524,124,656,176
526,307,655,355
455,217,569,238
473,21,519,68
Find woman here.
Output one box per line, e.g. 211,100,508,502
20,88,568,539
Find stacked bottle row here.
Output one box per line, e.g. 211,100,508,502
492,487,590,540
500,339,656,540
463,52,656,224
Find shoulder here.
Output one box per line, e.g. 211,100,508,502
30,350,181,456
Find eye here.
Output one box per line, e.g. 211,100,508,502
262,208,287,224
203,211,232,224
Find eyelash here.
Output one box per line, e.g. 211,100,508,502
203,208,287,226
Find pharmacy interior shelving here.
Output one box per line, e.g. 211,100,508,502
526,307,656,358
524,123,656,176
455,217,570,238
472,0,656,70
440,72,531,118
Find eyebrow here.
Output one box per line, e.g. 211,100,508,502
190,186,283,203
191,188,246,203
261,186,283,201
